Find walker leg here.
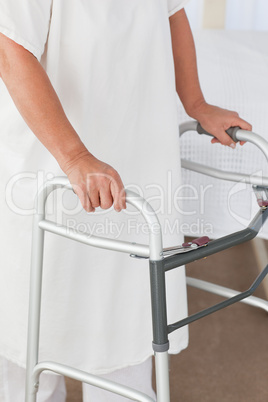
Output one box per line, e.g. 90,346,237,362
149,259,170,402
155,351,170,402
25,214,45,402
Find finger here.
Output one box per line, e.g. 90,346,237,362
116,178,126,211
99,187,113,210
88,188,100,208
75,187,95,212
211,138,220,144
84,193,95,213
232,117,252,132
215,130,236,148
213,134,246,147
110,177,126,212
230,118,252,146
119,186,126,210
71,183,89,211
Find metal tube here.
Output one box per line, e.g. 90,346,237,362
236,130,268,162
25,214,45,402
179,120,198,135
179,121,268,163
125,190,163,261
39,219,150,258
32,361,155,402
154,352,170,402
149,261,169,348
248,206,268,232
186,277,268,313
164,227,256,271
181,159,268,187
163,207,268,271
168,264,268,333
34,178,163,261
179,121,268,185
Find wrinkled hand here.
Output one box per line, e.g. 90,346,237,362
193,102,252,148
62,150,126,213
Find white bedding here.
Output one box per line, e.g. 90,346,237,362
179,30,268,239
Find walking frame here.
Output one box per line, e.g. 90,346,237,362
25,121,268,401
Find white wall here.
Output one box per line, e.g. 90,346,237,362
225,0,268,30
185,0,204,30
185,0,268,30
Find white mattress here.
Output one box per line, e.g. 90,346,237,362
179,30,268,239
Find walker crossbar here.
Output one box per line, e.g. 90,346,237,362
32,361,154,402
38,219,150,258
186,277,268,312
163,207,268,271
181,159,268,187
168,264,268,333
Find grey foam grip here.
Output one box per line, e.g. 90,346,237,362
197,122,240,142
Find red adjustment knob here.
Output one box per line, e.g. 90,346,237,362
182,236,210,248
192,236,210,246
258,200,268,207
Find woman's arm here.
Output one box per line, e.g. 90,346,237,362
169,9,252,147
0,33,126,212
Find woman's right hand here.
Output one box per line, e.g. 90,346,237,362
62,150,126,213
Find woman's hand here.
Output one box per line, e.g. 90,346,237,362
62,150,126,213
169,10,252,148
192,102,252,148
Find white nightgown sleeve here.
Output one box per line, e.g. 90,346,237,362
0,0,52,60
167,0,190,17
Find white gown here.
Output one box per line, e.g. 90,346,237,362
0,0,189,374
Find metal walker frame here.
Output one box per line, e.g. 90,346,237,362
25,121,268,401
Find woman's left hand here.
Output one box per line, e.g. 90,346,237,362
192,102,252,148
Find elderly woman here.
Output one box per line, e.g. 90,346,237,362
0,0,251,401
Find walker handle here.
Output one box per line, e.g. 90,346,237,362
179,120,268,185
196,123,241,143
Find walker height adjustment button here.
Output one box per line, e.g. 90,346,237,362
161,236,210,257
130,236,211,259
182,236,210,248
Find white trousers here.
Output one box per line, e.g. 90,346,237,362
0,356,156,401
